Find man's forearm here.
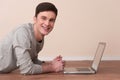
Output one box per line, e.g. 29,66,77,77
41,62,54,73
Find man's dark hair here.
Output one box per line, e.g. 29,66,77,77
35,2,58,17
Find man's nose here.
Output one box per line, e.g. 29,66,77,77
45,20,50,26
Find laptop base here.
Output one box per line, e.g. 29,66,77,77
64,67,96,74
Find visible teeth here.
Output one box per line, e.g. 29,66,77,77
42,26,49,30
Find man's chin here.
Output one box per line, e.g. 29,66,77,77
41,30,51,36
42,33,49,36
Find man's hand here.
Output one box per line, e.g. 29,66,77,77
41,55,65,73
51,55,65,72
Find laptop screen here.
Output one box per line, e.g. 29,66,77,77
92,42,106,71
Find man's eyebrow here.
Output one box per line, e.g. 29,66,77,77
50,18,56,21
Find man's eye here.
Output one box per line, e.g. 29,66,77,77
50,19,55,22
41,16,46,20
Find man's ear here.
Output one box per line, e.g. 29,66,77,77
33,16,37,23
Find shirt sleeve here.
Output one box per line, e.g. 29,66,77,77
33,58,45,65
13,27,43,75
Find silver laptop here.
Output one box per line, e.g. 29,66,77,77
64,42,106,74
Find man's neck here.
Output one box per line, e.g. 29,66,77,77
33,24,44,42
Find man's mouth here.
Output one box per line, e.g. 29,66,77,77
42,26,50,31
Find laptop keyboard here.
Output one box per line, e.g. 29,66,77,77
76,68,91,71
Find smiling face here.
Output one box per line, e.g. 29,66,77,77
33,11,56,41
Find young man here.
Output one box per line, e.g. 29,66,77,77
0,2,64,75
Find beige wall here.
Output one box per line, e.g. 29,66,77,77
0,0,120,60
